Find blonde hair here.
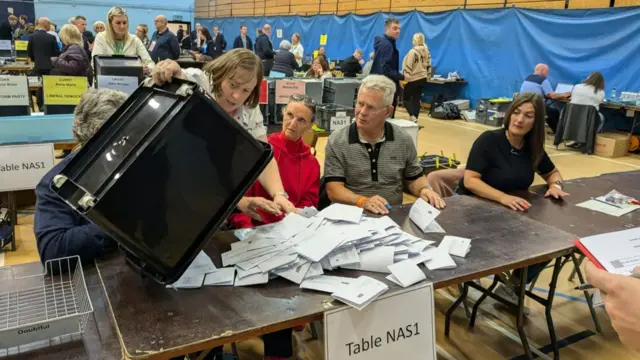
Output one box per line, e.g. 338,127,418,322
202,49,264,108
59,24,83,46
413,33,425,47
105,6,130,45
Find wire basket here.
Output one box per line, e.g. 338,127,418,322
0,256,93,357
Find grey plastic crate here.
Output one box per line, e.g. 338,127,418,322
322,78,361,108
300,79,324,104
317,103,355,131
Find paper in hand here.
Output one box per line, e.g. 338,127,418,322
409,198,441,232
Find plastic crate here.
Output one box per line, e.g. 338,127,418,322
322,79,361,108
485,100,512,127
419,155,461,175
317,103,355,131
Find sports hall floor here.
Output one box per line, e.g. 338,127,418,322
4,108,640,359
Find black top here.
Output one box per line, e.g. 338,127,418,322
457,129,555,195
233,35,253,51
255,34,275,60
341,55,362,77
27,30,61,72
271,50,299,77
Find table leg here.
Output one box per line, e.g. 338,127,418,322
469,276,498,328
516,266,533,360
458,283,471,318
445,282,469,337
571,252,602,332
545,257,563,360
7,191,16,251
568,253,585,282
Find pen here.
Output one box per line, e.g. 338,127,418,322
385,203,391,210
574,272,640,291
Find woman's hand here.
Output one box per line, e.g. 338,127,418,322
499,194,531,211
151,60,185,85
273,194,296,214
237,197,282,220
545,185,569,199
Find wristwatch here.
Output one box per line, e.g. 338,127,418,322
273,191,289,199
552,180,564,190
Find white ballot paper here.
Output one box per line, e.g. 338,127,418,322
329,246,360,267
423,246,457,270
387,259,427,288
331,276,389,310
234,272,269,286
424,220,446,234
300,275,355,293
409,198,441,232
317,203,363,223
576,199,640,217
439,236,472,258
204,268,235,286
343,246,395,273
305,262,325,279
168,271,205,289
578,227,640,275
274,260,311,284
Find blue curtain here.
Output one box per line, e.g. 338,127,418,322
197,7,640,106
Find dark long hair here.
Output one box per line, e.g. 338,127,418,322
199,28,212,41
583,71,605,93
504,92,546,168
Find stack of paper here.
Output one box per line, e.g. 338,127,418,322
331,276,389,311
168,251,218,289
439,236,472,258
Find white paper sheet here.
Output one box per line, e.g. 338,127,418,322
317,203,363,223
409,198,441,232
343,246,395,273
422,246,457,270
331,276,389,310
300,275,355,293
387,260,427,288
204,268,235,286
274,260,311,284
328,246,360,267
576,199,640,217
439,236,472,258
234,272,269,286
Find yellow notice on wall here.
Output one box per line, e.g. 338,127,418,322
14,40,28,51
43,76,88,105
320,34,327,45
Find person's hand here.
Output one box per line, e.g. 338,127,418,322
562,92,571,99
544,185,569,199
362,195,389,215
151,59,185,85
585,261,640,352
273,194,296,214
399,80,407,89
499,194,531,211
420,188,446,209
236,197,282,220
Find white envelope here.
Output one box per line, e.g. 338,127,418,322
394,244,410,254
185,251,217,274
424,220,446,234
278,212,312,239
387,260,427,288
394,254,409,262
317,203,363,223
300,275,355,293
274,260,311,284
409,250,433,265
439,236,472,258
409,198,441,233
236,265,262,279
331,276,389,311
299,206,319,218
258,252,298,273
234,272,269,286
423,246,457,270
168,271,205,289
296,230,343,262
329,246,360,268
406,241,430,254
342,246,394,273
305,262,324,279
204,268,235,286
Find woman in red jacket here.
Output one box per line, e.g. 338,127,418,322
229,94,320,229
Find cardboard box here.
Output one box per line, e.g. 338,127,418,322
594,133,629,158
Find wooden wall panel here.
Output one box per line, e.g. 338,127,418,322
217,0,232,5
290,4,321,13
320,2,339,12
465,3,504,8
265,5,292,14
510,1,565,8
357,0,391,12
569,0,608,7
615,0,640,6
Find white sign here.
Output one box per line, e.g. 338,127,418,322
0,40,11,51
276,29,283,39
330,116,350,131
97,75,139,95
0,316,80,348
324,282,436,360
275,80,306,104
0,75,29,106
0,144,55,192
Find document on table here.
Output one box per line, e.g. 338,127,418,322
331,276,389,310
342,246,395,273
577,227,640,275
409,198,441,232
387,260,427,288
274,260,311,284
424,220,446,234
328,246,360,267
300,275,355,293
168,271,205,289
438,236,472,258
576,199,640,217
423,246,457,270
204,268,236,286
317,203,363,223
234,272,269,286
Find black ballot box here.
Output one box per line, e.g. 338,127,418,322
50,79,273,284
93,55,145,85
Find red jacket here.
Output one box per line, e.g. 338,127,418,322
228,132,320,228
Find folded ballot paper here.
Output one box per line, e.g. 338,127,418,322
167,204,464,310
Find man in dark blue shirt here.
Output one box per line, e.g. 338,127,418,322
149,15,180,63
519,64,570,133
371,18,404,118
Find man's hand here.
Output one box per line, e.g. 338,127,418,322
151,60,185,85
419,188,445,209
499,194,531,211
585,262,640,352
273,194,296,214
544,186,569,199
362,195,389,215
237,197,282,220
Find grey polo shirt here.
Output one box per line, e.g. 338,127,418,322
324,122,423,205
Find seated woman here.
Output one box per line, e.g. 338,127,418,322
197,27,215,58
271,40,300,77
229,94,320,228
570,71,606,135
305,56,332,80
457,92,569,302
35,88,129,264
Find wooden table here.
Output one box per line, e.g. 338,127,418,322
95,195,575,359
0,64,32,74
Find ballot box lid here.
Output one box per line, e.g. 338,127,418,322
51,79,273,284
93,55,144,82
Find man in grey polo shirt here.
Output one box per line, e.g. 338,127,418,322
324,75,445,215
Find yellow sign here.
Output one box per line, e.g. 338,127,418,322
14,40,28,51
43,76,88,105
313,50,319,59
320,34,327,46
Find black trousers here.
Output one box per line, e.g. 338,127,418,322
403,78,427,118
392,90,399,119
262,59,274,76
545,105,560,133
35,69,51,110
184,328,293,359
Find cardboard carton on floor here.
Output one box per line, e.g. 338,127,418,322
594,132,629,158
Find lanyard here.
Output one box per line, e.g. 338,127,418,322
112,40,124,55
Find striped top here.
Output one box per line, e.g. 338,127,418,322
324,122,423,205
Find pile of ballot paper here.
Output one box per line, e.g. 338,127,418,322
168,199,473,310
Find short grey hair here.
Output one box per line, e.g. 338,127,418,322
359,75,397,107
73,88,128,144
279,40,291,50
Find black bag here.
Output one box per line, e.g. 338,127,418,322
430,95,460,120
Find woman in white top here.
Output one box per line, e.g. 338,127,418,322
92,6,154,70
151,49,297,217
571,71,606,134
290,33,304,68
402,32,432,122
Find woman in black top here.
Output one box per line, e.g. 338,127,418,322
197,28,215,58
458,92,569,299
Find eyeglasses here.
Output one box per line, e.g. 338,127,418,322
355,100,387,113
289,94,317,112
